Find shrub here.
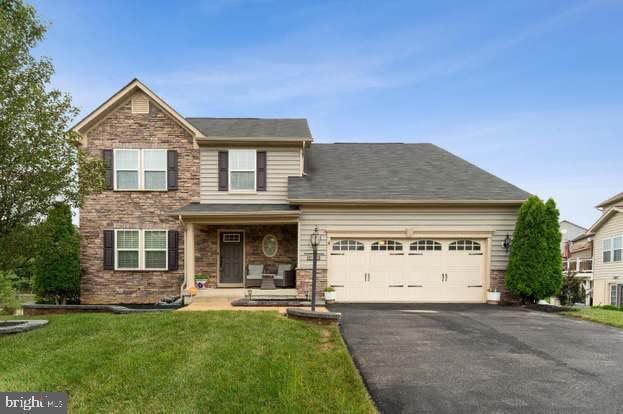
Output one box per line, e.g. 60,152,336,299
0,271,19,315
506,196,563,303
33,203,80,304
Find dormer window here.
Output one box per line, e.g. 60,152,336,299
229,149,256,191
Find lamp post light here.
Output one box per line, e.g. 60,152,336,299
503,233,512,253
310,226,322,311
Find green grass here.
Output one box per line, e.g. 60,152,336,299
562,307,623,329
0,312,374,413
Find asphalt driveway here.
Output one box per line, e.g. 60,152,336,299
329,303,623,413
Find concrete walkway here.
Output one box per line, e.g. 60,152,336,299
178,294,327,313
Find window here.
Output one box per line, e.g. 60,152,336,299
611,285,618,306
371,240,402,251
144,231,167,269
332,240,364,251
116,230,140,269
603,239,612,263
114,149,167,191
223,233,241,243
449,240,481,251
143,150,167,190
115,230,167,270
614,236,622,262
115,149,140,190
229,150,256,191
410,240,442,251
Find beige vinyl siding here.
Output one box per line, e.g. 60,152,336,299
593,211,623,280
200,147,301,203
297,206,519,270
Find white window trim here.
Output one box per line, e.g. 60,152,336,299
115,229,168,271
228,149,256,193
113,149,167,191
603,236,622,264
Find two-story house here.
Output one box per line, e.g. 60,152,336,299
576,192,623,306
74,79,530,304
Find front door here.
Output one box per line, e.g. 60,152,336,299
219,232,244,285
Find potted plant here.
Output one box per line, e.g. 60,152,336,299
487,288,501,304
324,286,336,303
195,274,208,290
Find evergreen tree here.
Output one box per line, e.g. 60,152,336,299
506,196,563,303
33,203,80,304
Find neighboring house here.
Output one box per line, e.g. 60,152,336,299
74,79,530,304
560,220,587,254
562,229,593,305
577,192,623,306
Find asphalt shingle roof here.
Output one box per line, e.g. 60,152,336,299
288,143,531,201
186,118,311,138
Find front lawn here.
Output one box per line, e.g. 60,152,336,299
0,312,374,413
562,307,623,329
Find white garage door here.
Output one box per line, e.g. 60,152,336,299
328,238,486,302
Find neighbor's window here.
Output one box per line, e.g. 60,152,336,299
116,230,140,269
229,149,256,191
611,285,617,306
614,236,622,262
371,240,403,251
603,239,612,263
115,230,167,270
114,149,167,191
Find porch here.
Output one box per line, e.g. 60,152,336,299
173,203,301,298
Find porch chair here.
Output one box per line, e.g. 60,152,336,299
245,264,264,288
274,264,294,288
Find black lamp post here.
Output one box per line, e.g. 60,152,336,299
310,226,321,311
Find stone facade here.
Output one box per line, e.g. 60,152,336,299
194,224,298,287
80,96,199,304
489,269,517,303
296,268,328,299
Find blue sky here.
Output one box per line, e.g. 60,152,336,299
31,0,623,228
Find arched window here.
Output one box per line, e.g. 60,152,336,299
371,240,403,251
332,239,364,251
449,240,481,251
410,240,442,251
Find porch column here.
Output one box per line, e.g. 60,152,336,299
184,222,196,291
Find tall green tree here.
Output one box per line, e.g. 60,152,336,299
506,196,563,303
0,0,103,240
33,203,80,304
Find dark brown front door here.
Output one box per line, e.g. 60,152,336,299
219,231,244,284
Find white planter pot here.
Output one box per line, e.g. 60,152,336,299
195,279,208,289
324,291,336,302
487,291,501,303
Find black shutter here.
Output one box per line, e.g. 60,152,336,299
218,151,228,191
167,150,178,190
257,151,267,191
102,149,113,190
168,230,179,271
103,230,114,270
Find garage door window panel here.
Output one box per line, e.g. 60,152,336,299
410,240,442,251
449,240,481,251
332,240,364,251
371,240,403,251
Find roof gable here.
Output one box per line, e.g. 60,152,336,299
596,191,623,209
586,207,623,234
72,79,205,143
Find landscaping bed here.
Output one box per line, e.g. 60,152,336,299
0,312,374,413
562,306,623,329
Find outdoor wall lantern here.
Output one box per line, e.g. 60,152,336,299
310,227,322,311
503,233,512,253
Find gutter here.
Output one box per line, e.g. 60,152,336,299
287,198,527,206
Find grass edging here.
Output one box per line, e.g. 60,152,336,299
561,307,623,330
